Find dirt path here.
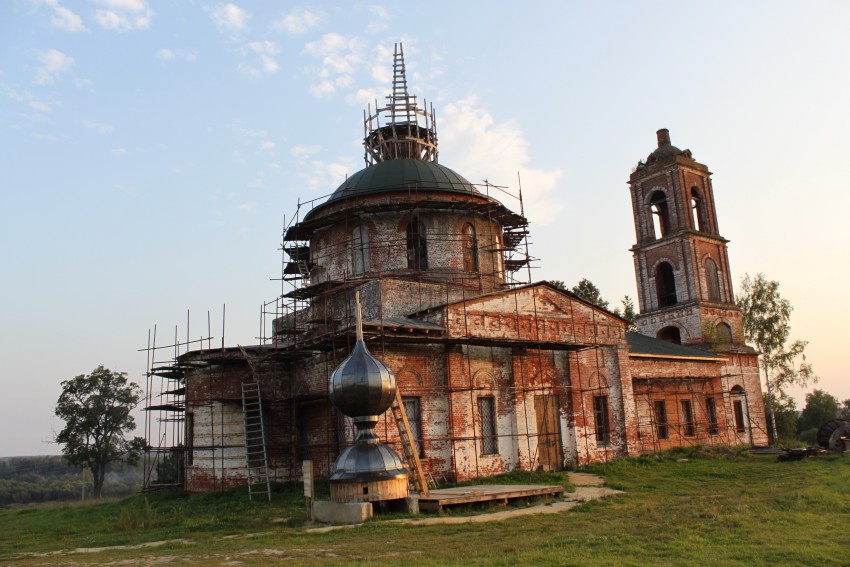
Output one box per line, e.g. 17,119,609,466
307,472,621,533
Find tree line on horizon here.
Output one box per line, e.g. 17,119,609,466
0,455,143,506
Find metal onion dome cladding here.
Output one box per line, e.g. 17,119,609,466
324,159,479,204
331,428,408,481
329,339,396,419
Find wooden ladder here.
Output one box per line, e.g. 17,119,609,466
390,389,431,496
241,381,271,502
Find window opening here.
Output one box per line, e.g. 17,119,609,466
657,326,681,344
656,262,678,307
733,399,746,433
185,412,194,466
690,188,706,231
650,191,671,238
705,258,721,302
406,217,428,270
654,400,669,440
297,408,310,460
705,398,719,435
593,395,610,445
681,400,695,437
402,396,424,457
352,224,369,275
462,222,479,272
478,396,498,455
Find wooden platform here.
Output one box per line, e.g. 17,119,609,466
417,484,565,512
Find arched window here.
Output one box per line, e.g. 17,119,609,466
650,191,671,238
655,262,677,307
462,222,479,272
714,322,732,345
657,326,681,344
690,188,707,231
705,258,721,302
406,217,428,270
352,224,369,275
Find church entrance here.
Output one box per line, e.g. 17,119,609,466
534,394,563,471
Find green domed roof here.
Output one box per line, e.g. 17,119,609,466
326,159,478,203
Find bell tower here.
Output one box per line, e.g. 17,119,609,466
629,129,745,349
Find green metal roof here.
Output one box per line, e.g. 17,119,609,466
626,331,725,360
326,159,478,203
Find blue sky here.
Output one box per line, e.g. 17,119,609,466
2,1,849,456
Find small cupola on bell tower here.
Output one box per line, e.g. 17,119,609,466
629,129,746,351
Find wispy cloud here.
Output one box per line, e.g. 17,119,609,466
210,3,250,34
34,49,74,85
80,119,113,134
51,4,88,32
303,33,366,98
92,0,154,31
29,101,52,112
238,41,280,77
440,96,562,225
296,157,356,193
156,48,198,62
367,5,390,33
271,7,323,34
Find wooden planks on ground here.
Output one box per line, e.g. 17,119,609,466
417,484,564,512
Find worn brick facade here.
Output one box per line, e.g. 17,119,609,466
168,82,768,492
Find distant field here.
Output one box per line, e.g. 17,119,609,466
1,448,847,566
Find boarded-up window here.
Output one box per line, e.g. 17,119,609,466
478,396,498,455
654,400,669,440
593,395,610,445
705,398,719,435
705,258,721,302
403,396,424,457
681,400,695,437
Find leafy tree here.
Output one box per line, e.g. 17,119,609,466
548,279,567,291
570,278,610,310
54,366,145,498
615,295,637,330
737,273,815,442
840,399,850,421
763,392,798,445
797,389,840,444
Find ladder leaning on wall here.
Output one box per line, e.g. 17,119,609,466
241,380,271,501
390,388,432,496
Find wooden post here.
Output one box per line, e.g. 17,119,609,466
302,460,314,520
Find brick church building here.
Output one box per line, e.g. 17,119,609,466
144,46,768,492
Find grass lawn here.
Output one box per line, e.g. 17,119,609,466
1,448,847,566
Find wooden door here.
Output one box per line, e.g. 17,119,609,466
534,395,563,471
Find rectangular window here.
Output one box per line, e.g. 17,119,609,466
478,396,498,455
298,408,310,460
185,412,194,466
733,400,746,433
593,395,610,445
402,396,424,458
705,398,719,435
681,400,695,437
654,400,669,440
